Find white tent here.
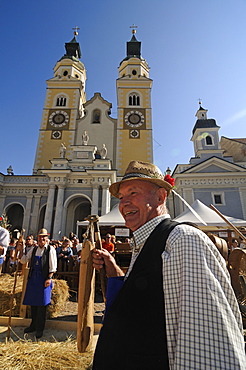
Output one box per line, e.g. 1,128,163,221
174,199,246,227
77,205,125,227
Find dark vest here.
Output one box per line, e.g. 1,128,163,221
93,219,179,370
28,244,50,280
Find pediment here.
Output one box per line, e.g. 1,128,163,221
182,156,246,174
84,92,112,109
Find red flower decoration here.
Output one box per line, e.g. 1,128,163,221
0,217,2,221
164,174,175,187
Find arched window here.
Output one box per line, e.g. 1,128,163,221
56,96,67,107
129,93,140,106
205,135,213,145
92,109,101,123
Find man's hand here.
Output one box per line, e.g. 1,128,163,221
92,248,125,278
44,278,52,288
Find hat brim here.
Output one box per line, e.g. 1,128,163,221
38,233,49,236
109,177,172,198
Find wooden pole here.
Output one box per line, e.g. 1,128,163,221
77,227,95,353
93,220,107,303
6,269,19,340
84,215,107,303
19,266,29,318
7,228,26,340
210,204,246,242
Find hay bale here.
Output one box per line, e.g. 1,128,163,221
48,279,70,318
0,274,23,317
0,338,93,369
0,274,69,319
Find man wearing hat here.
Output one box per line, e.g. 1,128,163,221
20,228,57,339
92,161,245,369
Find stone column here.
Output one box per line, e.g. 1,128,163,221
101,184,110,215
91,184,99,215
44,185,56,233
29,195,41,234
53,185,65,240
22,196,33,234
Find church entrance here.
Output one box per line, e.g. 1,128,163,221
5,204,24,237
65,196,91,240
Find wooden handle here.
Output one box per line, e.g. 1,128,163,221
94,222,107,303
77,239,95,353
210,204,246,242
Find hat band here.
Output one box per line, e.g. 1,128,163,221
122,172,157,181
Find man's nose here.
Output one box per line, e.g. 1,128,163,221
119,197,131,205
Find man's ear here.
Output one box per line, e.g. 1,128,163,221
157,187,167,203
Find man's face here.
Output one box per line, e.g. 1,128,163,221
105,234,111,243
26,237,33,246
38,235,48,248
72,238,79,246
118,180,166,231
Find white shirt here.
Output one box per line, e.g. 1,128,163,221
20,244,57,273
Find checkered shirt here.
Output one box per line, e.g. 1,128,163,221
126,218,246,369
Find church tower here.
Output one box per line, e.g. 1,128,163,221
116,28,153,176
191,102,224,163
33,30,86,174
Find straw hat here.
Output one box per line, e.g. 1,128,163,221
109,161,173,198
38,228,49,236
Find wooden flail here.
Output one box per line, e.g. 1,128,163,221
77,214,107,353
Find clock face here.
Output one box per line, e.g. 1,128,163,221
130,129,140,138
49,110,69,127
51,131,62,139
125,110,144,128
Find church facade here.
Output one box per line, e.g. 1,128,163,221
0,30,153,239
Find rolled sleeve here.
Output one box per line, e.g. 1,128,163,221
49,245,57,273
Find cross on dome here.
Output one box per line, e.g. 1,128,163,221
130,24,138,34
72,26,80,36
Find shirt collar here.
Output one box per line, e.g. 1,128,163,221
38,243,48,249
132,214,170,251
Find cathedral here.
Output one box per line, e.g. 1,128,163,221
0,30,154,239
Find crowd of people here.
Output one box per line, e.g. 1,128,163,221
1,230,132,275
1,232,83,274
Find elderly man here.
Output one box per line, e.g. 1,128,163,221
92,161,245,370
24,235,35,255
20,228,57,339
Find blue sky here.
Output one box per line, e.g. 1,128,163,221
1,0,246,175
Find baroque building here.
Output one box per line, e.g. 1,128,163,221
0,30,153,239
170,104,246,220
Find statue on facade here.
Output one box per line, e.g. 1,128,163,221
7,165,14,175
100,144,107,159
59,143,66,158
82,130,89,145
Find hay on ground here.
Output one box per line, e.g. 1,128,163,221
0,274,69,319
0,338,93,370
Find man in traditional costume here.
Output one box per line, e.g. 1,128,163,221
20,228,57,338
92,161,246,369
